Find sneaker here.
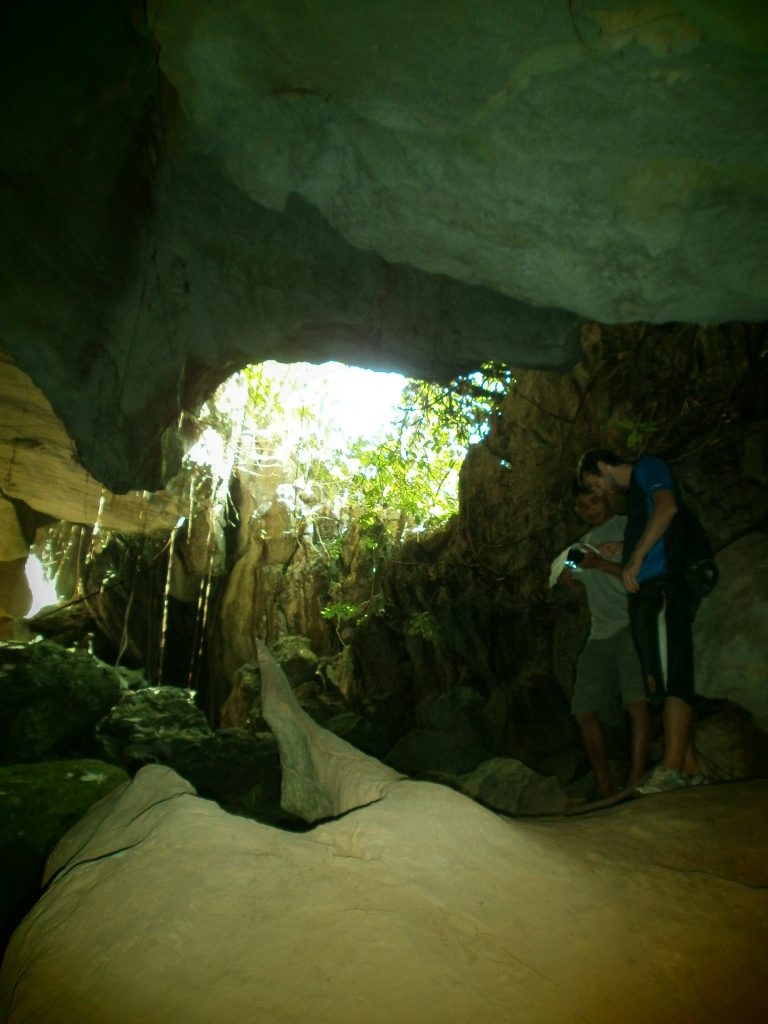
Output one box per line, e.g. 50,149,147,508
686,772,710,787
634,766,690,795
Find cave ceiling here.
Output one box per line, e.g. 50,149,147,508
1,2,767,494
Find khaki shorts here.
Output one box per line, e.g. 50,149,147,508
571,626,646,720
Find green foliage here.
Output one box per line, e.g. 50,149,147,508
242,364,287,427
618,417,658,450
405,610,439,642
180,360,514,653
324,536,343,560
320,594,384,632
190,359,514,552
343,362,514,538
320,602,360,621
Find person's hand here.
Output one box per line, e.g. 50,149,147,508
557,566,583,594
622,552,644,593
580,549,600,570
598,541,622,562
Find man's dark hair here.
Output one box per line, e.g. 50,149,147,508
577,448,624,481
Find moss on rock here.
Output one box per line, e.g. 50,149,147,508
0,758,129,951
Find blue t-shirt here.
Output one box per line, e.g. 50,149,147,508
624,455,683,583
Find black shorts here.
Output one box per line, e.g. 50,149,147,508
627,575,695,705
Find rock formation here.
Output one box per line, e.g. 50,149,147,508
1,648,766,1023
694,533,768,734
1,3,767,490
1,11,767,1007
0,348,185,534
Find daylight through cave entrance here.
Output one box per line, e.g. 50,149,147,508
25,358,512,715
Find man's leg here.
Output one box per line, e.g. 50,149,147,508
660,697,702,773
572,639,617,799
576,711,616,799
627,580,665,707
660,577,701,774
614,626,651,788
625,699,651,787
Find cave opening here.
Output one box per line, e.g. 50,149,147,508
15,355,513,746
2,0,768,1010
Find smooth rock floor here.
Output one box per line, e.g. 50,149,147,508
1,766,765,1024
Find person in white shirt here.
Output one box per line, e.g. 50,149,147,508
557,486,651,799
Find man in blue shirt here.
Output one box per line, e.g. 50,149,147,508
577,449,706,794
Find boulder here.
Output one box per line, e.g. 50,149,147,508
459,757,569,816
96,685,285,823
694,533,768,733
384,727,486,778
321,646,357,700
694,703,767,783
0,641,122,764
384,686,493,777
423,685,489,741
219,663,263,731
321,710,392,760
169,728,285,825
95,685,214,766
270,635,319,685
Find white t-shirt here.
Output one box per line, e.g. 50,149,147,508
577,515,629,640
